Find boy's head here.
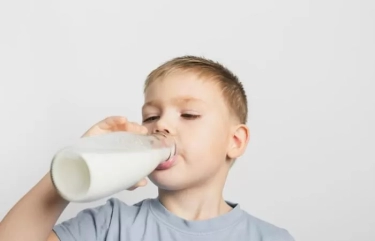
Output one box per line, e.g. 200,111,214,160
142,56,250,191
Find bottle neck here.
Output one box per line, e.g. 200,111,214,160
152,133,176,160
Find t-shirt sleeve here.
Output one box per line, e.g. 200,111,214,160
52,199,115,241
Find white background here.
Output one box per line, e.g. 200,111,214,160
0,1,374,240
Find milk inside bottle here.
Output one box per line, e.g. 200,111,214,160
50,131,175,202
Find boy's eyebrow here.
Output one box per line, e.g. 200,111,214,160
142,97,205,110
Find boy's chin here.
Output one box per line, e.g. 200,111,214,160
148,172,192,191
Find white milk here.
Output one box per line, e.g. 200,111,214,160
50,132,175,202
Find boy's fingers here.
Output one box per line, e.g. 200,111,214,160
101,116,128,130
127,178,148,191
82,116,148,138
126,122,148,134
96,117,146,133
137,178,148,186
140,125,149,134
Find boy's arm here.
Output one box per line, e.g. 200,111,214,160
0,173,68,241
0,171,116,241
0,116,148,241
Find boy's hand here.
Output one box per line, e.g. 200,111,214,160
82,116,149,191
82,116,148,137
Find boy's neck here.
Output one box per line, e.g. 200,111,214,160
157,180,232,221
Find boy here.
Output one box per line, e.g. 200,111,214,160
0,56,295,241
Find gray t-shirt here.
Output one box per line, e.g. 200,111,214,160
53,198,294,241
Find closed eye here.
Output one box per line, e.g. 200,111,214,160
142,116,159,123
181,114,200,120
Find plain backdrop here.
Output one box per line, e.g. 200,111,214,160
0,1,374,240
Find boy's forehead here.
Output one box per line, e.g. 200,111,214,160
144,72,221,101
142,72,231,118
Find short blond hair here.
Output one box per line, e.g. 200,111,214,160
143,55,248,124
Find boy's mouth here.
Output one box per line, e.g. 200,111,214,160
155,155,177,170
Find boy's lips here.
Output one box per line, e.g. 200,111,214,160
155,155,177,170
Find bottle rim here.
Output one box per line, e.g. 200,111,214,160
152,132,176,160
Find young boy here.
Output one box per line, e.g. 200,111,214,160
0,56,295,241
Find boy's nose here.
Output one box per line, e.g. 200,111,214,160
152,118,175,135
154,129,169,134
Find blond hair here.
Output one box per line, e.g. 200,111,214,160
143,55,248,124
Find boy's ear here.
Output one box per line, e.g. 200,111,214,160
227,124,250,159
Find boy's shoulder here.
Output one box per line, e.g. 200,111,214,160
54,197,294,241
239,207,295,241
53,197,149,241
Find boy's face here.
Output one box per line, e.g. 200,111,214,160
142,71,241,190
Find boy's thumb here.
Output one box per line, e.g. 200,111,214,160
127,178,148,191
137,178,148,187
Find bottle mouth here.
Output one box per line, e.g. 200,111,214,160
152,132,176,161
168,141,177,160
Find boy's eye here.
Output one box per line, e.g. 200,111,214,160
142,116,159,123
181,114,200,120
143,114,200,122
